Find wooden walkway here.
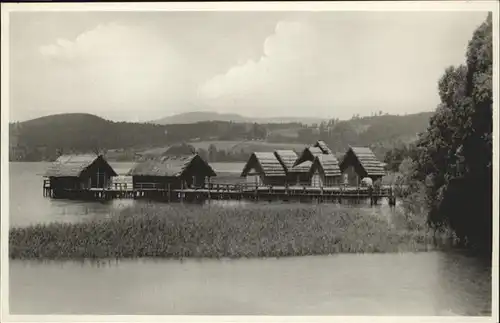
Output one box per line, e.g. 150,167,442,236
43,179,397,205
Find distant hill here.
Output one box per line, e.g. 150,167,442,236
153,111,326,126
8,113,268,161
9,113,169,161
153,111,246,124
9,111,434,162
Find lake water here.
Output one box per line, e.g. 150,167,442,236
9,252,492,315
6,162,493,316
8,162,244,228
8,161,386,227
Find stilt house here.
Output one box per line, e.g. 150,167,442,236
274,150,297,173
293,146,324,167
273,150,309,185
310,154,342,187
293,140,333,166
44,154,118,191
289,160,313,186
339,146,385,186
241,152,286,187
314,140,333,154
128,154,216,190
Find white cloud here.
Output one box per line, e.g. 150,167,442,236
199,21,328,114
30,22,192,121
11,12,488,122
198,14,487,119
40,23,160,61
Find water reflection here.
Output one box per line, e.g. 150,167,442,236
9,252,491,316
435,251,492,316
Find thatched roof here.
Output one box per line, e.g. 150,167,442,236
128,154,216,177
314,140,333,155
293,146,324,166
44,154,117,177
290,160,312,173
274,150,298,171
342,146,385,177
308,147,323,155
241,152,286,177
312,154,341,177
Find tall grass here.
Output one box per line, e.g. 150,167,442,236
10,204,437,260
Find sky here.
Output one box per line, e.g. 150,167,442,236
8,10,489,122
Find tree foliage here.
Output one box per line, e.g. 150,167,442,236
163,143,196,155
297,112,433,160
10,111,434,162
409,14,493,254
384,143,418,172
9,114,268,161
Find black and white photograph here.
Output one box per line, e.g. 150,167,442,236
1,1,498,321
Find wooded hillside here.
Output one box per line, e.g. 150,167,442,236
9,111,433,162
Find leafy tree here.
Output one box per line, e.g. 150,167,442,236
251,123,268,139
410,14,492,254
384,145,409,172
297,127,315,143
208,144,217,162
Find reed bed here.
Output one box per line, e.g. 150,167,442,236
9,204,435,260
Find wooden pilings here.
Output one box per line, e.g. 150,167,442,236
42,179,53,197
388,194,397,207
42,182,396,206
43,187,53,197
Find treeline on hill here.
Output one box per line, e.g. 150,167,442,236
384,14,493,256
152,142,247,163
9,110,433,162
295,112,432,158
9,114,268,161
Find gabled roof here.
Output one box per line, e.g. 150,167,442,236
290,160,312,173
274,150,298,171
308,147,323,155
45,154,117,177
312,154,341,177
241,152,286,177
293,146,324,166
128,154,216,177
342,146,385,177
314,140,333,155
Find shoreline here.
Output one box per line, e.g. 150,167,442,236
10,250,450,266
9,245,441,261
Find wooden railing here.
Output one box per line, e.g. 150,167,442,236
134,182,170,190
205,182,249,191
201,182,396,196
111,182,130,191
44,177,399,197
